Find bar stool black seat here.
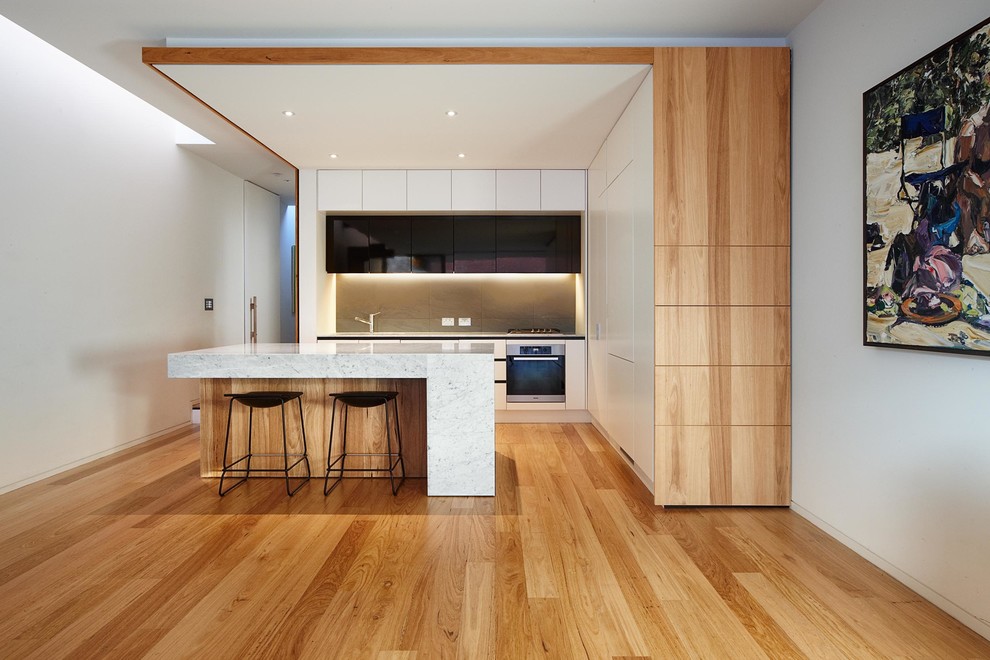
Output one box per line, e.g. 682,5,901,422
219,391,311,496
325,391,406,496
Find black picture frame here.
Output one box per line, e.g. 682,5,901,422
863,15,990,356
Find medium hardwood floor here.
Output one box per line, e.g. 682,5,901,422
0,423,987,659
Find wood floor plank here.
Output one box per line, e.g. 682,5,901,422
141,516,347,658
22,577,161,660
492,515,538,658
0,423,986,658
544,473,652,657
735,571,859,658
458,561,495,659
76,515,280,658
719,524,888,659
721,508,983,658
579,491,691,659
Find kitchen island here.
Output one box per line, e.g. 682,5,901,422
168,342,495,496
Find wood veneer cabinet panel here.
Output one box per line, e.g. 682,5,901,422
654,366,790,426
730,426,791,504
200,378,427,478
655,306,790,366
718,48,791,247
654,47,790,247
654,246,790,306
652,47,791,507
654,48,710,247
656,425,791,505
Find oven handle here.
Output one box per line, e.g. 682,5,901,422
511,356,561,361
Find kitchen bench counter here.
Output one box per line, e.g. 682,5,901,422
168,342,494,496
317,333,585,340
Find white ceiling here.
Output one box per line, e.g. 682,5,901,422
157,63,652,171
0,0,821,198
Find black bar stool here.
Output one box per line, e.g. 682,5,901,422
324,391,406,496
219,391,311,496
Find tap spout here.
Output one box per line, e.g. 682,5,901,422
354,311,382,333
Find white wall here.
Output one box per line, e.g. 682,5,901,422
243,181,281,342
279,202,297,342
298,169,321,342
790,0,990,638
0,15,245,491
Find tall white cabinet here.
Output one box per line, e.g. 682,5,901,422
586,72,655,485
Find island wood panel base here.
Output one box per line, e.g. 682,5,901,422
199,378,427,479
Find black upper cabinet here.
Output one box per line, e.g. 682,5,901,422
497,216,555,273
496,215,581,273
368,217,411,273
328,217,370,273
411,216,454,273
327,214,580,274
454,216,497,273
554,216,582,273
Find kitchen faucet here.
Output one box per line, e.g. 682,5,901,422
354,311,382,333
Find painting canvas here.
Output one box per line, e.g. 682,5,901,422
864,16,990,355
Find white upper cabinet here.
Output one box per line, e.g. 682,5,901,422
362,170,407,211
496,170,541,211
317,170,362,211
319,168,584,212
451,170,496,210
541,170,586,211
407,170,452,211
606,107,634,185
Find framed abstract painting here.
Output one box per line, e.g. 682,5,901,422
864,15,990,355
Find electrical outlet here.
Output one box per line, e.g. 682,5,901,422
204,298,214,311
441,317,455,326
458,317,472,326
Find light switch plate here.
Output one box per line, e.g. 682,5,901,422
458,317,472,326
441,317,455,326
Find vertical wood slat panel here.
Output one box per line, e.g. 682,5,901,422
199,378,427,478
725,48,791,247
654,47,710,247
654,48,790,248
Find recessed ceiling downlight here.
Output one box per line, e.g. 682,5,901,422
446,110,457,117
457,153,466,159
329,153,339,159
282,110,295,117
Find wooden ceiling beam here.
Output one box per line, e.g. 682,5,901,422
141,46,656,66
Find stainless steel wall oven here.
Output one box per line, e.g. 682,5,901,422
505,342,565,403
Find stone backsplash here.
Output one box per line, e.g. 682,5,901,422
334,274,577,333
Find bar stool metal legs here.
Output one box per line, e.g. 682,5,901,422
218,391,311,496
324,391,406,496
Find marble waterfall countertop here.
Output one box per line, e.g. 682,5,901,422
168,343,495,496
317,332,585,340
